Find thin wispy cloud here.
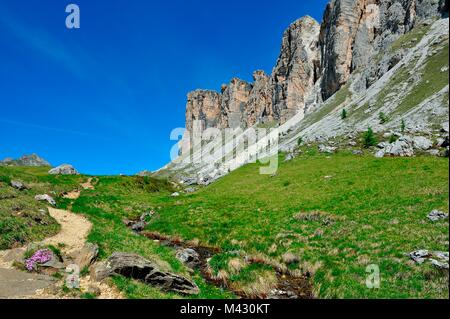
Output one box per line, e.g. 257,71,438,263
0,118,109,141
0,5,92,79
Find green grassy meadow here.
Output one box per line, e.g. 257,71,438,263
0,149,448,299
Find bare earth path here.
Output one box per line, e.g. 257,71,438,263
0,178,123,299
42,207,91,255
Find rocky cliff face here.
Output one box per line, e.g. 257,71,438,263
185,90,221,133
271,16,321,123
185,75,272,132
245,70,274,126
183,0,446,136
220,78,253,129
319,0,446,99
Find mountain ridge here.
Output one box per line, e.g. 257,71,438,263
182,0,447,139
157,0,449,183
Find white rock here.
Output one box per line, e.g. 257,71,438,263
318,145,337,154
413,136,433,150
427,149,440,156
35,194,56,206
427,210,449,222
374,150,385,158
48,164,79,175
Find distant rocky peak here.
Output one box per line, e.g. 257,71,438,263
0,153,51,167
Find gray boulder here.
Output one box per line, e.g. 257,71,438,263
375,149,386,158
10,180,28,191
175,248,200,269
72,243,99,270
376,136,415,158
427,149,440,156
409,250,432,264
377,142,389,149
131,221,147,232
94,252,199,295
413,136,433,150
409,250,449,269
427,210,449,222
35,194,56,206
318,145,337,154
284,153,295,162
180,177,198,186
48,164,79,175
41,253,65,271
184,187,196,194
431,252,449,270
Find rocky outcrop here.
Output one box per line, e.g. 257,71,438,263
71,243,99,270
271,16,321,123
409,250,449,269
10,180,28,191
48,164,79,175
427,210,449,221
35,194,56,206
0,154,51,167
175,248,201,269
94,252,199,295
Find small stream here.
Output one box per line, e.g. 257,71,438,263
138,229,313,299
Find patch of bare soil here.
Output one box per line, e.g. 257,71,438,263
42,207,91,255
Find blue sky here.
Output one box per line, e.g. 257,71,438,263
0,0,328,175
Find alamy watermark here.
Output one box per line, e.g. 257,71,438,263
65,4,80,29
170,120,280,175
366,264,381,289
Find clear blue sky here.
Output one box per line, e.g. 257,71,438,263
0,0,328,175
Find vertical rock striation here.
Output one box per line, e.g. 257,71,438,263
245,70,274,127
183,0,446,137
220,78,253,129
271,16,321,123
185,90,222,133
319,0,446,100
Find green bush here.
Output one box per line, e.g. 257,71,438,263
363,127,377,148
0,175,11,185
401,119,406,133
341,109,347,120
389,135,398,144
379,112,389,124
